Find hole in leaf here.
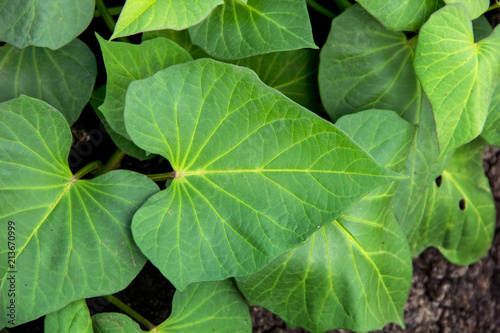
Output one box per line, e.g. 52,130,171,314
459,199,466,211
435,175,442,187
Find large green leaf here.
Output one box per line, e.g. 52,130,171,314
356,0,443,31
318,5,421,121
482,82,500,146
444,0,489,19
235,50,320,112
142,29,210,59
125,59,402,290
0,39,97,125
97,34,192,141
414,4,500,157
404,139,495,264
0,0,95,49
111,0,223,39
188,0,317,60
93,280,251,333
236,110,414,333
0,96,159,327
44,300,92,333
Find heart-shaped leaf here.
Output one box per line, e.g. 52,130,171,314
188,0,317,60
93,280,251,333
414,4,500,157
444,0,489,19
97,34,193,142
111,0,223,39
44,300,92,333
0,39,97,125
0,0,95,49
125,58,402,290
356,0,443,32
318,5,421,121
0,96,159,327
236,110,414,333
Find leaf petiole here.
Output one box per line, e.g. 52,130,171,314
488,2,500,12
102,295,156,331
73,161,103,180
146,171,176,181
306,0,336,19
94,6,123,18
95,149,126,176
95,0,116,32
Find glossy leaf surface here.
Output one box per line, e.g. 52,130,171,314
237,110,414,333
111,0,223,39
414,4,500,157
0,96,158,327
189,0,317,60
97,35,192,140
0,0,95,49
44,300,92,333
444,0,488,19
93,280,251,333
0,39,97,125
126,59,401,290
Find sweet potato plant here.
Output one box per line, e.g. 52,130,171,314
1,0,500,332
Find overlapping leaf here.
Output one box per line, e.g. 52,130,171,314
0,96,159,327
444,0,489,19
125,59,402,290
44,300,92,333
318,5,421,121
356,0,443,31
188,0,317,60
142,30,209,59
93,280,251,333
0,0,95,49
0,39,97,125
111,0,223,39
414,4,500,157
97,35,193,142
236,110,414,333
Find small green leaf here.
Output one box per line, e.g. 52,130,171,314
44,300,92,333
444,0,489,19
482,82,500,146
0,39,97,125
188,0,317,60
0,96,159,327
126,59,402,290
0,0,95,49
97,34,192,141
414,4,500,157
111,0,223,39
405,139,495,265
92,280,251,333
318,5,421,121
235,50,320,112
236,110,414,333
356,0,443,31
142,29,210,60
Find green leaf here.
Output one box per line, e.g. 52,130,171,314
125,58,402,290
97,34,193,141
0,96,159,327
44,300,92,333
92,280,251,333
0,39,97,125
235,50,321,112
236,110,414,333
0,0,95,49
444,0,489,19
414,4,500,157
142,29,210,60
356,0,443,31
188,0,317,60
318,5,421,121
473,15,493,42
404,139,495,265
482,82,500,146
111,0,223,39
90,86,152,160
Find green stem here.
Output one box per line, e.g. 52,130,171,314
95,149,126,176
74,161,102,179
488,2,500,12
146,171,176,181
103,295,156,330
95,0,116,32
94,5,123,17
306,0,336,19
334,0,352,11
